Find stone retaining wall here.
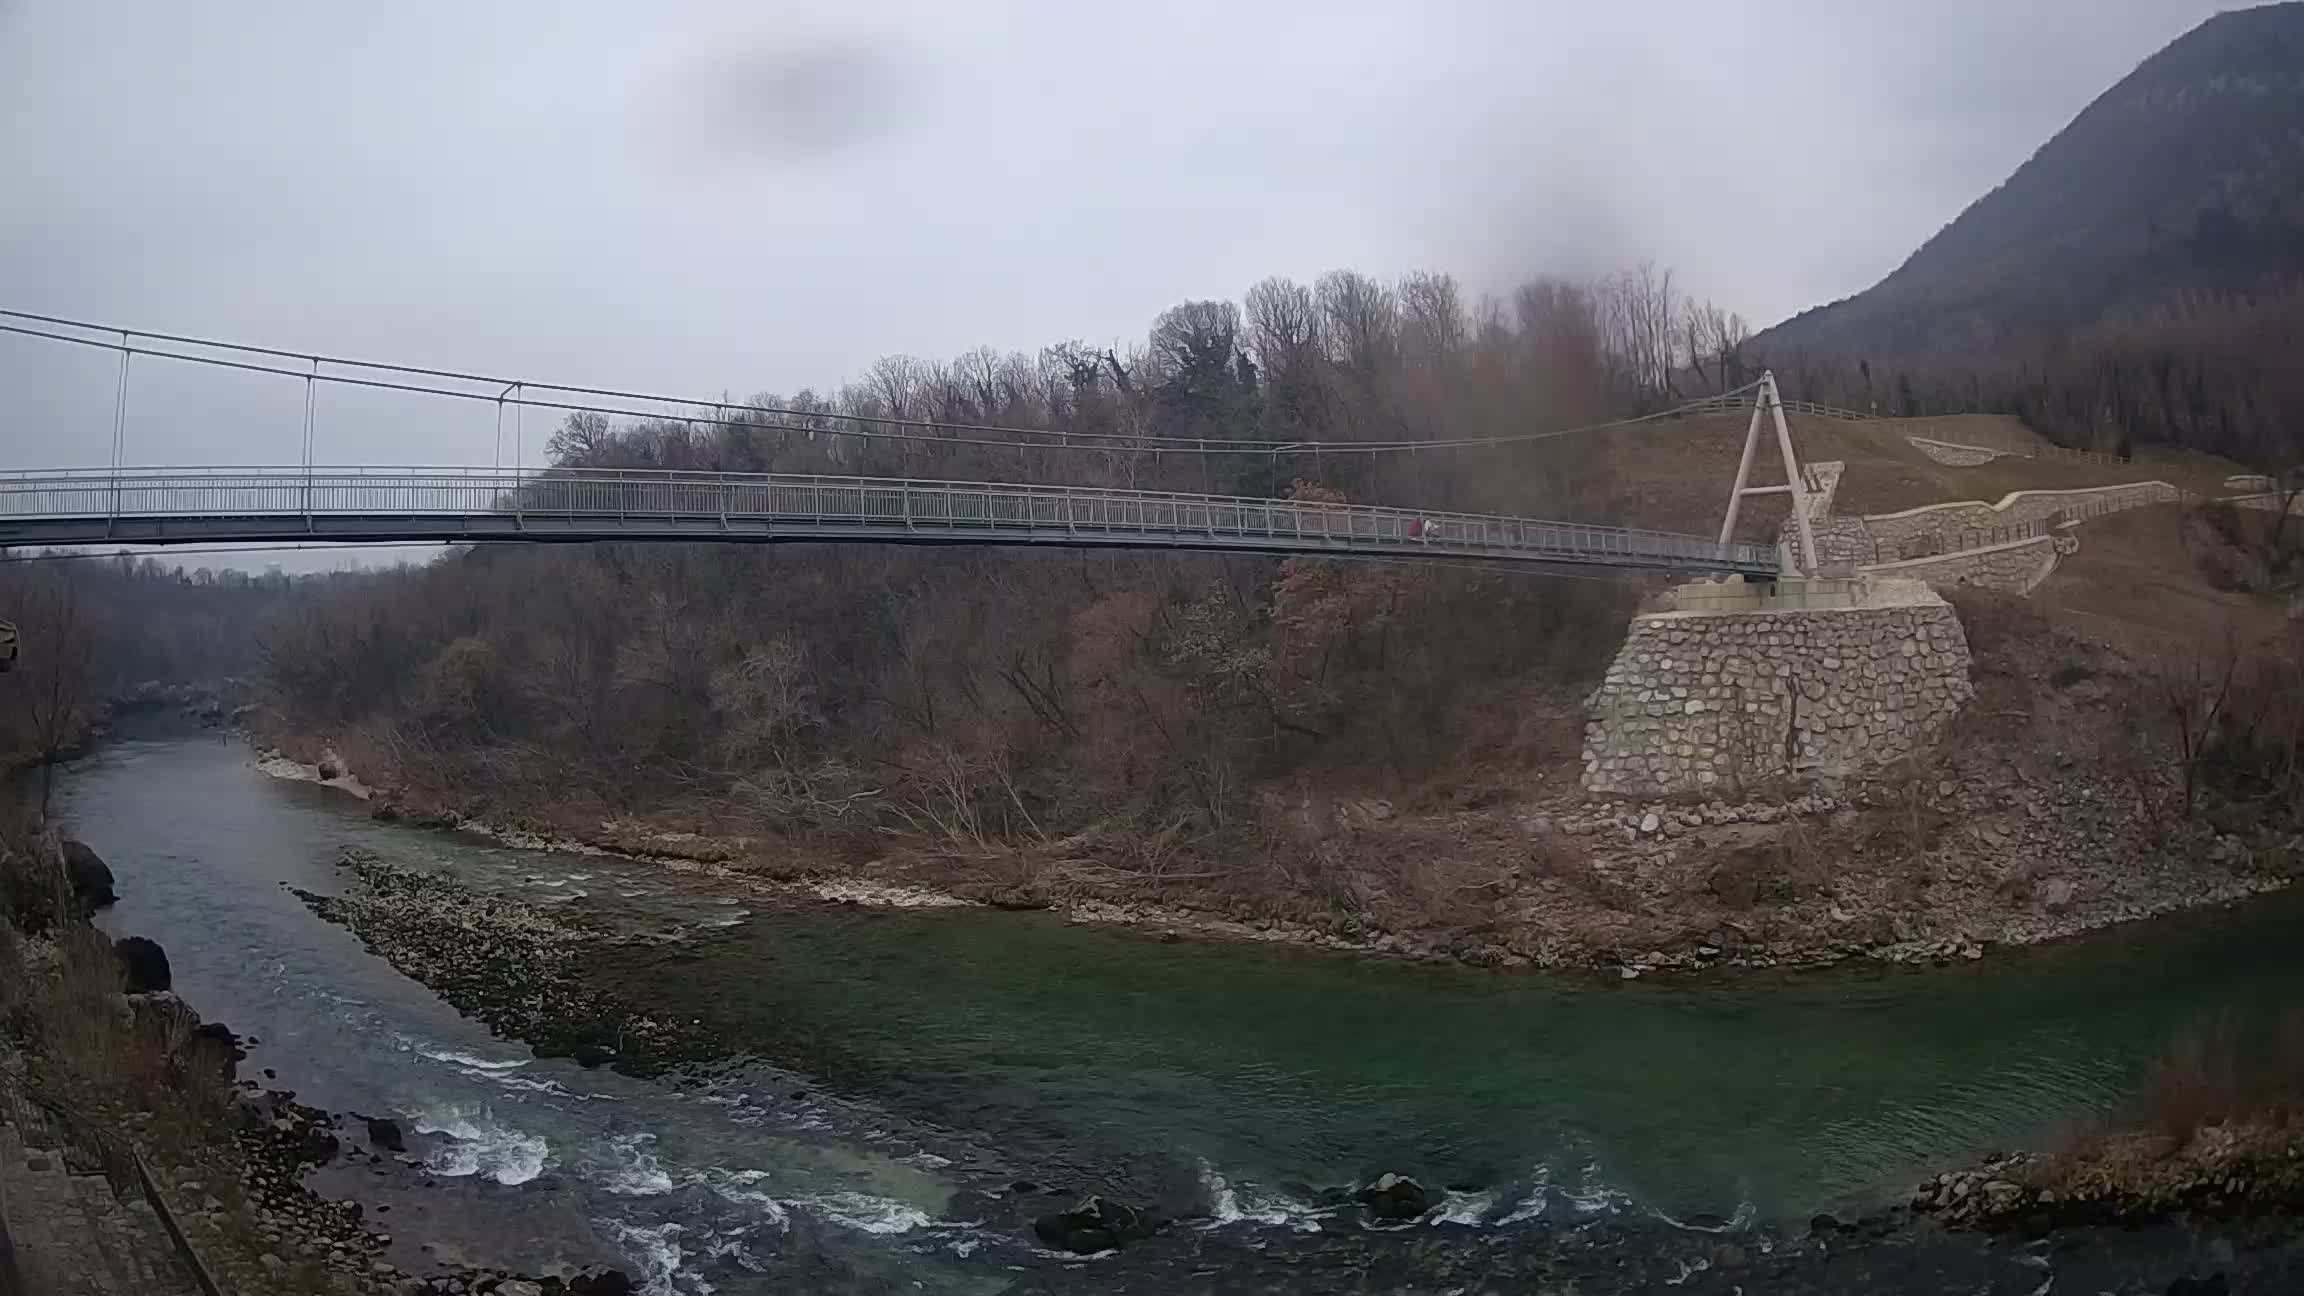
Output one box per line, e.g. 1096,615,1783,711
1808,516,1876,567
2230,491,2303,515
1858,534,2065,596
1864,482,2182,554
1779,461,1850,571
1907,437,2005,467
1582,594,1974,796
1803,461,1845,517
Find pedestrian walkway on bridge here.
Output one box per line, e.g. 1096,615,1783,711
0,309,1811,578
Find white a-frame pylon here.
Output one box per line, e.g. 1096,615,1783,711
1716,371,1817,577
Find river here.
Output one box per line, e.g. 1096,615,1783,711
58,728,2304,1292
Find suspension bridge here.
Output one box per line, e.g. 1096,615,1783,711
0,311,1803,577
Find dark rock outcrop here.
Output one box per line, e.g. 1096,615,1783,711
982,883,1053,911
296,1124,341,1166
570,1265,636,1296
125,989,198,1032
191,1020,246,1062
62,839,116,911
113,935,172,993
1033,1195,1144,1254
1355,1172,1431,1221
365,1117,405,1152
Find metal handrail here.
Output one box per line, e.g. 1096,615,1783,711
0,466,1780,572
8,1091,223,1296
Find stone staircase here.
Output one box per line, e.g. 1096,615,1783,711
1,1100,203,1296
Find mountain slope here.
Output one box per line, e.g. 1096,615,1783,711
1759,2,2304,361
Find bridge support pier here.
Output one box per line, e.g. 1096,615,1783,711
1580,577,1974,797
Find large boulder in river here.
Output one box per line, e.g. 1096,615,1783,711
62,839,116,911
1355,1172,1431,1221
1033,1195,1144,1254
192,1020,241,1051
302,1125,342,1166
365,1117,405,1152
570,1266,636,1296
113,936,172,993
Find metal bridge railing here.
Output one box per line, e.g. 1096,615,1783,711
0,466,1779,574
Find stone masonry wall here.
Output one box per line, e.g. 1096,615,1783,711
1802,461,1845,517
1864,482,2181,554
1779,461,1851,571
2232,491,2304,515
1908,437,2005,467
1808,516,1876,567
1582,599,1974,796
1858,534,2069,596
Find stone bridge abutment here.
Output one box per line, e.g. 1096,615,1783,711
1581,577,1975,796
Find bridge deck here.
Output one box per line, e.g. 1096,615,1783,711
0,468,1779,575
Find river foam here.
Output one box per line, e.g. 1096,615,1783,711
792,1190,936,1235
413,1106,550,1185
1198,1160,1330,1232
595,1132,677,1196
405,1040,530,1071
598,1218,697,1294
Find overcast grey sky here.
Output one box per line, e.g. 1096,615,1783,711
0,0,2235,479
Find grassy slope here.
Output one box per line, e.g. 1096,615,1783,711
1532,407,2273,652
1546,411,2249,539
2041,502,2297,651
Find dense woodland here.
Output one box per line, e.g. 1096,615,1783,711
0,557,288,760
34,5,2304,890
251,266,1740,881
1761,278,2304,467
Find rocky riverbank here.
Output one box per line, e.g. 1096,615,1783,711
1,957,632,1296
3,816,645,1296
226,1079,640,1291
221,1082,632,1295
1916,1123,2304,1234
254,739,2297,984
292,849,711,1076
244,584,2304,985
252,844,2304,1282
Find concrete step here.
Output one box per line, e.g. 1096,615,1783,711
0,1111,202,1296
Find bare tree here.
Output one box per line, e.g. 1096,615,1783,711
1244,276,1319,367
1245,276,1326,438
1316,270,1399,383
1596,262,1683,406
9,565,101,816
865,354,933,423
2160,635,2242,819
545,410,614,465
1147,300,1244,387
1397,271,1468,370
1682,299,1752,394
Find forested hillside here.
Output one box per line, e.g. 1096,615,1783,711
253,265,1740,906
1753,3,2304,465
0,555,293,769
